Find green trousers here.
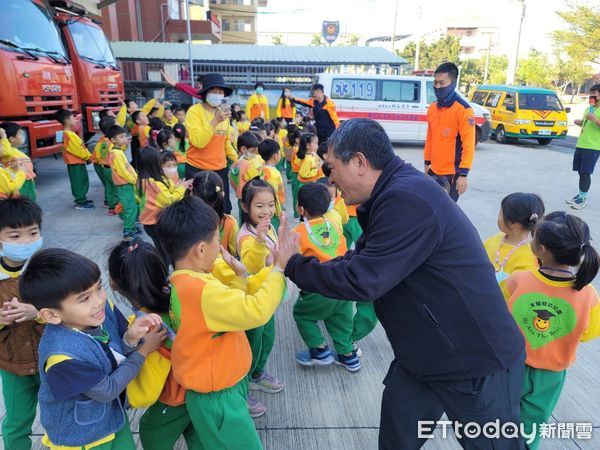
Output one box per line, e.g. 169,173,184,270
116,184,139,233
93,163,106,187
520,365,567,450
293,292,354,355
102,166,118,209
139,401,202,450
343,216,363,248
177,163,186,180
290,172,300,218
246,315,276,378
186,380,263,450
351,301,378,343
19,179,37,202
67,163,89,205
87,422,135,449
285,160,292,183
0,370,39,450
276,159,286,179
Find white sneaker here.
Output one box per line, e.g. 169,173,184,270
571,197,587,210
565,195,580,205
352,341,363,358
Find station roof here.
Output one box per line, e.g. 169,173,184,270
110,41,406,66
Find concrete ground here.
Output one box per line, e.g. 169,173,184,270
1,135,599,449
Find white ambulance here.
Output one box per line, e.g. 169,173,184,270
316,73,491,143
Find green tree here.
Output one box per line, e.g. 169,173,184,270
515,49,553,87
553,3,600,65
311,33,323,46
399,35,460,70
271,34,285,46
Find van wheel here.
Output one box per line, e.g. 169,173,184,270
537,138,552,146
495,126,508,144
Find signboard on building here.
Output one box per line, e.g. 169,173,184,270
322,21,340,44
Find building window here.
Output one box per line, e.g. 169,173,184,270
222,18,230,31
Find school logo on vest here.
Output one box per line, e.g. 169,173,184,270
310,222,340,258
322,21,340,44
511,293,577,349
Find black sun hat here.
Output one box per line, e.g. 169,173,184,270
198,73,232,97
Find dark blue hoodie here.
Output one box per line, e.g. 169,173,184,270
285,156,525,380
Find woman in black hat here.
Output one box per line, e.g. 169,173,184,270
184,73,234,213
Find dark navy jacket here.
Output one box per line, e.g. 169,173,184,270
285,156,525,380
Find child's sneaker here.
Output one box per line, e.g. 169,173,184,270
295,346,335,366
249,372,284,393
352,341,363,358
247,392,266,418
84,199,94,205
103,200,108,208
108,208,117,216
565,195,580,205
571,196,587,210
123,229,142,240
335,351,361,372
75,202,95,210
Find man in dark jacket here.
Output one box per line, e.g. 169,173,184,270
292,84,340,143
279,118,526,449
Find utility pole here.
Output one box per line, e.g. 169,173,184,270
414,4,423,72
391,0,399,53
483,33,492,83
506,0,525,84
184,0,196,103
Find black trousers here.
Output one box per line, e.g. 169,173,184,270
379,359,525,450
428,171,460,202
185,164,232,214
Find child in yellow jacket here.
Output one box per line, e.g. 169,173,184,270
229,132,263,222
236,179,283,418
297,132,322,185
155,195,286,448
94,116,118,215
503,212,600,450
55,109,94,209
0,124,36,201
108,125,141,239
258,138,285,231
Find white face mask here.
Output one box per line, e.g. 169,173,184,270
206,93,224,108
163,167,178,179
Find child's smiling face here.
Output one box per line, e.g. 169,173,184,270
248,189,276,224
46,279,108,330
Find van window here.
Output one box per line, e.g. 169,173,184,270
518,93,562,111
331,78,376,101
485,92,502,108
503,94,516,112
426,81,436,104
471,91,489,105
381,81,420,102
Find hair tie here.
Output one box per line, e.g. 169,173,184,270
127,243,139,253
529,213,538,222
162,285,171,294
581,242,589,251
215,186,221,193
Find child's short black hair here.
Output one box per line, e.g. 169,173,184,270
161,150,177,165
54,109,73,125
107,125,127,140
311,83,325,93
132,110,144,124
0,197,42,231
20,248,100,310
156,196,219,263
501,192,545,233
99,109,113,119
108,238,170,313
317,142,328,160
0,122,22,139
236,110,246,122
237,131,259,150
99,116,116,135
321,161,331,178
149,107,160,117
149,117,165,132
251,118,265,127
192,171,225,219
258,139,280,162
124,98,135,109
298,183,330,217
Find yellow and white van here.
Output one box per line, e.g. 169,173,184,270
470,85,569,145
316,73,491,143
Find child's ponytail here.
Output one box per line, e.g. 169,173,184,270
577,242,600,291
535,212,599,291
108,238,170,313
297,132,315,160
500,192,545,234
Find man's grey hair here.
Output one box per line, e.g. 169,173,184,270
328,119,395,170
